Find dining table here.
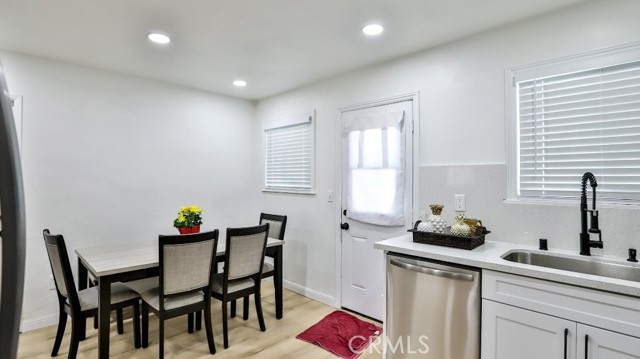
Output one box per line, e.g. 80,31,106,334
76,237,284,359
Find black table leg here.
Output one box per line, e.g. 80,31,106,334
78,258,88,291
77,258,89,341
274,246,283,319
214,254,222,274
98,276,111,359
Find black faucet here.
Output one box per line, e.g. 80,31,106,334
580,172,603,256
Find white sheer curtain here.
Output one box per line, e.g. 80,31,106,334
344,110,405,226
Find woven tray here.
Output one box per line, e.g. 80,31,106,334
409,220,489,250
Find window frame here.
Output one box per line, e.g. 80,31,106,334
263,111,316,195
505,41,640,208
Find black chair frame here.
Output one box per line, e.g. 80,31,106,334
232,213,286,321
212,224,269,349
141,230,219,358
43,229,141,359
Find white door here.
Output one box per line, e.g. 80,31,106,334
340,100,413,321
577,324,640,359
481,300,577,359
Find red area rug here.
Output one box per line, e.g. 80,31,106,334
296,310,383,359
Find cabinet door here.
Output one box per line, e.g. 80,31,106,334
482,300,576,359
577,324,640,359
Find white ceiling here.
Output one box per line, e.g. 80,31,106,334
0,0,587,100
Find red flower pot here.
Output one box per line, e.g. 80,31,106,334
177,225,200,235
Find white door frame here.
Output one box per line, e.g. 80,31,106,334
333,91,420,309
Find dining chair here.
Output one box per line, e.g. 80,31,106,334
43,229,141,359
232,213,287,321
128,230,218,358
211,224,269,348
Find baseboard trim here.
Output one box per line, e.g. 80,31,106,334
20,313,62,333
283,280,336,307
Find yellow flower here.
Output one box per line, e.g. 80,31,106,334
186,205,202,213
180,206,189,213
177,214,186,223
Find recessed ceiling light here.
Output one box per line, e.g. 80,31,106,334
233,80,247,87
362,24,384,36
147,32,171,44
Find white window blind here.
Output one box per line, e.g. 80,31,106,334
517,59,640,202
265,114,314,192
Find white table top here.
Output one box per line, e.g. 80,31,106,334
76,237,284,277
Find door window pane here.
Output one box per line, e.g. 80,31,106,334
345,113,405,226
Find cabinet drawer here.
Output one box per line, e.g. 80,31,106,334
483,270,640,338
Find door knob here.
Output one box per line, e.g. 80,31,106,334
340,223,350,230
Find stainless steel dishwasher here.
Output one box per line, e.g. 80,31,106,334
386,253,480,359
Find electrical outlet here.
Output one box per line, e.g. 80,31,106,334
454,194,466,211
328,191,334,203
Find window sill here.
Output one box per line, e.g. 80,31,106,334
503,198,640,210
262,188,316,196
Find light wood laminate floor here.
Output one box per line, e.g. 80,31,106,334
18,282,383,358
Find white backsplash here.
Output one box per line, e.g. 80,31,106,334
419,165,640,258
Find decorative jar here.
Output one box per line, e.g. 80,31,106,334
427,204,448,234
450,212,471,237
417,220,435,232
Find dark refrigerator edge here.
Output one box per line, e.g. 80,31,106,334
0,60,27,359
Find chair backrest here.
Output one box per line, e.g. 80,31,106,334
224,224,269,282
259,213,287,240
42,229,80,309
159,230,219,310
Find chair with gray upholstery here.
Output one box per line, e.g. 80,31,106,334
232,213,287,321
259,213,287,278
129,230,218,358
43,229,141,359
212,224,269,348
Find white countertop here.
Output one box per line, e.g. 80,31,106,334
375,234,640,298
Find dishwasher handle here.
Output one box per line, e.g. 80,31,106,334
390,258,475,281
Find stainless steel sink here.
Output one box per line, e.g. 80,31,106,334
502,250,640,282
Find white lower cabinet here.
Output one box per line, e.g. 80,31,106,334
482,300,640,359
482,300,576,359
577,324,640,359
482,271,640,359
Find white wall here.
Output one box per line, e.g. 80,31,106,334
255,0,640,303
0,51,259,330
420,164,640,255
